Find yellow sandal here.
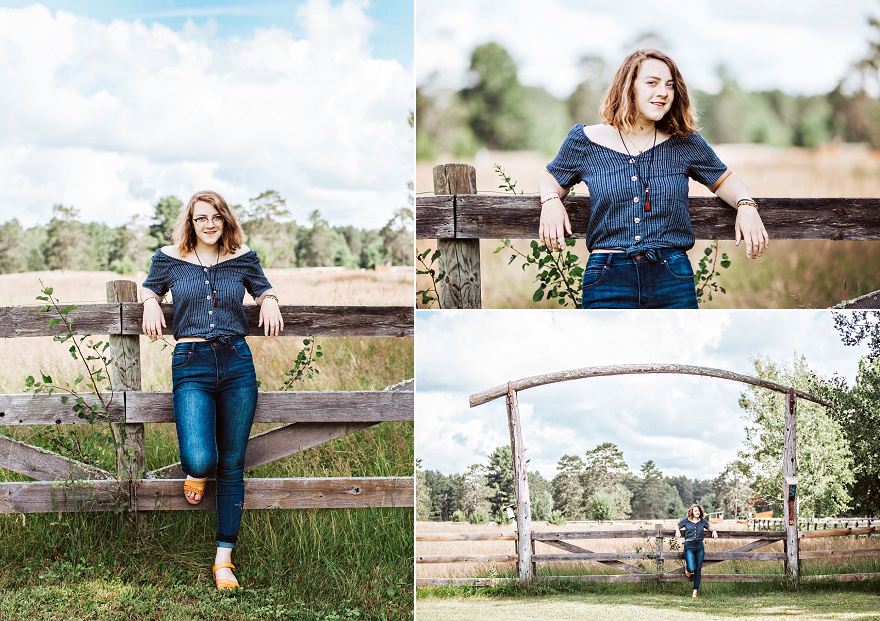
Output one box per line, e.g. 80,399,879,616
183,479,205,505
212,562,240,591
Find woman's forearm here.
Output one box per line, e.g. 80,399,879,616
712,171,752,208
539,170,569,200
255,289,277,305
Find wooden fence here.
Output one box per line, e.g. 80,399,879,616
0,280,414,516
415,163,880,309
416,524,880,587
748,517,877,531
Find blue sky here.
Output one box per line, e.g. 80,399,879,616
0,1,412,66
415,310,870,481
0,1,413,228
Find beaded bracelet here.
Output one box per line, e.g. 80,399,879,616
736,198,758,210
540,192,560,206
262,294,280,303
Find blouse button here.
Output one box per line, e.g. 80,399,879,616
205,280,210,285
635,235,642,241
203,267,208,272
634,217,641,224
633,197,639,203
631,175,638,182
209,311,214,315
629,158,635,164
206,295,211,300
210,323,215,328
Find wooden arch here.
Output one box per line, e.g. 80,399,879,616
468,364,832,583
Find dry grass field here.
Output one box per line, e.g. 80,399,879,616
0,267,413,393
416,520,880,580
416,144,880,308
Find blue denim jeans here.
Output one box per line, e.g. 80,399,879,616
581,249,699,309
684,540,706,590
172,336,257,549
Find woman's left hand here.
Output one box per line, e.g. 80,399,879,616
258,298,284,337
735,205,769,259
712,530,718,539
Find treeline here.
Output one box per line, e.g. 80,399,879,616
418,319,880,523
417,443,721,525
417,22,880,159
0,190,413,274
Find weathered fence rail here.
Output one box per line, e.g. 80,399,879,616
415,163,880,308
416,525,880,587
748,517,877,531
0,280,414,516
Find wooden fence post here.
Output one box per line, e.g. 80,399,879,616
654,523,664,577
506,382,532,582
107,280,145,528
783,388,799,586
434,164,481,309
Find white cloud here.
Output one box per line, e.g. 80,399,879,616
0,1,413,228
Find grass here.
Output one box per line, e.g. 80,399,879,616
0,269,414,620
416,582,880,621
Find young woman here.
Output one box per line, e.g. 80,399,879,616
141,190,284,590
539,49,769,308
676,503,718,598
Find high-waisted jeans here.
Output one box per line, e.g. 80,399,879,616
684,540,706,590
171,336,257,549
581,248,699,309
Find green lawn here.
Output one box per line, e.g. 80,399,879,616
417,584,880,621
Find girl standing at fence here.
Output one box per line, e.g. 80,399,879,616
539,49,769,308
676,503,717,597
141,190,283,590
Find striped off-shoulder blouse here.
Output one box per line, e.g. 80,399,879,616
142,249,273,340
546,124,729,259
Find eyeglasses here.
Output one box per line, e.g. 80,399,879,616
192,215,225,226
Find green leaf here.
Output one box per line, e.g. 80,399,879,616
47,317,61,328
43,287,54,296
532,289,545,303
704,247,713,256
60,396,69,405
41,372,52,384
720,260,731,269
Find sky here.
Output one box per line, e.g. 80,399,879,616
416,0,879,97
415,310,871,482
0,0,413,229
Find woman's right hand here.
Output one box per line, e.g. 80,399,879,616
142,297,166,339
539,200,571,252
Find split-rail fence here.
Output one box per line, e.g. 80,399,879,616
415,163,880,309
0,280,413,518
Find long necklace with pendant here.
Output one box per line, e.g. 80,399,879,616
194,246,221,307
619,127,658,213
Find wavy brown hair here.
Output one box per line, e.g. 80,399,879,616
172,190,243,257
600,49,698,137
687,503,707,520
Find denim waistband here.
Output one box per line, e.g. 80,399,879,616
590,248,687,264
173,335,247,353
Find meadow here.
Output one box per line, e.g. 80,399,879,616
0,268,414,621
416,520,880,621
416,144,880,308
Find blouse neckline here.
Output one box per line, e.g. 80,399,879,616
157,248,256,267
579,125,674,157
